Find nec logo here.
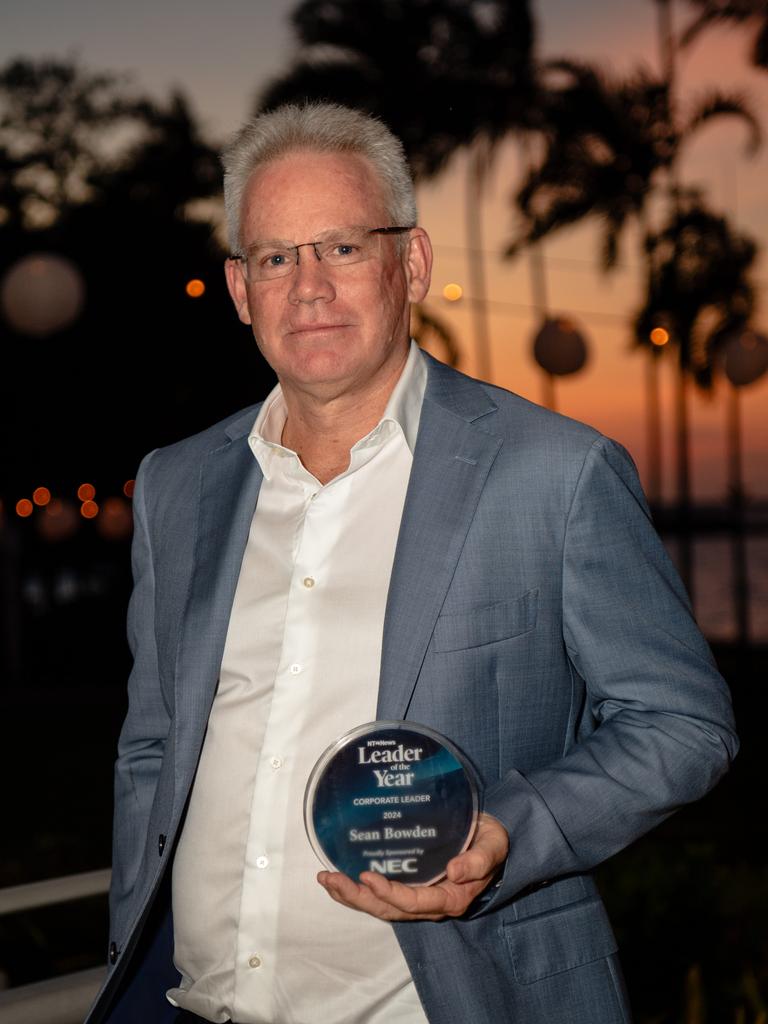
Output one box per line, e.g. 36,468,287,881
369,857,418,875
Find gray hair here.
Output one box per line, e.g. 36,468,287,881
221,102,418,251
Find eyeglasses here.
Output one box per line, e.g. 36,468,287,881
229,226,413,283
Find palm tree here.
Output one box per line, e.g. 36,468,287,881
634,195,757,589
504,48,760,593
258,0,540,378
681,0,768,70
506,60,760,271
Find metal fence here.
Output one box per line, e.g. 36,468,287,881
0,869,110,1024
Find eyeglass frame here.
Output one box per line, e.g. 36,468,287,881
227,225,414,281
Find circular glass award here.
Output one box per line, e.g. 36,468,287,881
304,721,479,886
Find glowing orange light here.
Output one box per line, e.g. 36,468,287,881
16,498,34,518
442,283,463,302
650,327,670,347
123,479,136,498
98,496,133,539
78,482,96,501
80,499,99,519
186,279,205,298
32,486,51,506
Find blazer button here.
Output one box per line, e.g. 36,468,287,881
158,833,166,856
109,942,119,965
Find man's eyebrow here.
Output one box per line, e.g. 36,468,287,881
245,237,295,248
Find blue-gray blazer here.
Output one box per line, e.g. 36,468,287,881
87,354,737,1024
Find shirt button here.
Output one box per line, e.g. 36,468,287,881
270,757,283,769
256,855,269,869
289,663,301,674
302,577,315,589
249,954,262,969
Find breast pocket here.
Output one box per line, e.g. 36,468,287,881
432,588,538,653
503,895,619,984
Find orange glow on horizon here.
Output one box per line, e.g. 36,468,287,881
186,279,205,298
32,486,51,506
16,498,33,518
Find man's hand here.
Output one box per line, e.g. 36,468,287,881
317,813,509,921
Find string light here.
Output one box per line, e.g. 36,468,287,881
650,327,670,347
186,279,205,298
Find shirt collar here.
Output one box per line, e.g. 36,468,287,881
248,340,427,476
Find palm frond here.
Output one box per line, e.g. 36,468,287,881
682,89,762,155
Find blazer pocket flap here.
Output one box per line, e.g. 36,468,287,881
503,896,618,985
433,589,538,653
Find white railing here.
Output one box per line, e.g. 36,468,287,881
0,869,110,1024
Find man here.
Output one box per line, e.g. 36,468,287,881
87,103,737,1024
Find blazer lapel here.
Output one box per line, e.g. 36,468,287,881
173,415,263,802
378,360,503,719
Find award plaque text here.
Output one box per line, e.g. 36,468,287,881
304,721,479,886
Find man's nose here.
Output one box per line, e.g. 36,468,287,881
287,245,336,304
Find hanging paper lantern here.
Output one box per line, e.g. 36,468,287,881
1,253,85,336
723,329,768,387
533,316,589,376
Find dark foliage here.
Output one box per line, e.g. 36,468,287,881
259,0,538,180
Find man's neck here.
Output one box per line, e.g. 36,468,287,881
280,357,408,485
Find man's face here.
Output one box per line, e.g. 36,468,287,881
225,149,431,405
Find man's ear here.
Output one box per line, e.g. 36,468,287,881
404,228,433,305
224,258,252,325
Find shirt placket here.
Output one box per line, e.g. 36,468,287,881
234,463,335,1022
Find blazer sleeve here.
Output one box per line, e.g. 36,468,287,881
109,450,171,925
480,435,738,909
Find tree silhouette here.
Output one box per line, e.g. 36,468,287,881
258,0,539,377
0,58,273,500
681,0,768,70
0,57,149,229
503,49,761,594
507,60,760,270
635,196,757,383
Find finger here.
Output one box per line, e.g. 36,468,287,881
358,870,488,918
446,815,509,883
317,871,446,921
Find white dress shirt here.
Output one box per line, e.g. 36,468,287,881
168,342,430,1024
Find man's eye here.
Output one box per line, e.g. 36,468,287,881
263,252,290,267
325,242,362,259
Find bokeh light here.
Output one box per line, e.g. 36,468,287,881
186,279,205,298
80,499,99,519
77,483,96,501
0,253,86,336
16,498,33,518
650,327,670,347
98,496,134,540
32,486,51,506
442,283,463,302
38,499,79,541
123,479,136,498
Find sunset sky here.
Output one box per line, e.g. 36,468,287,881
4,0,768,501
